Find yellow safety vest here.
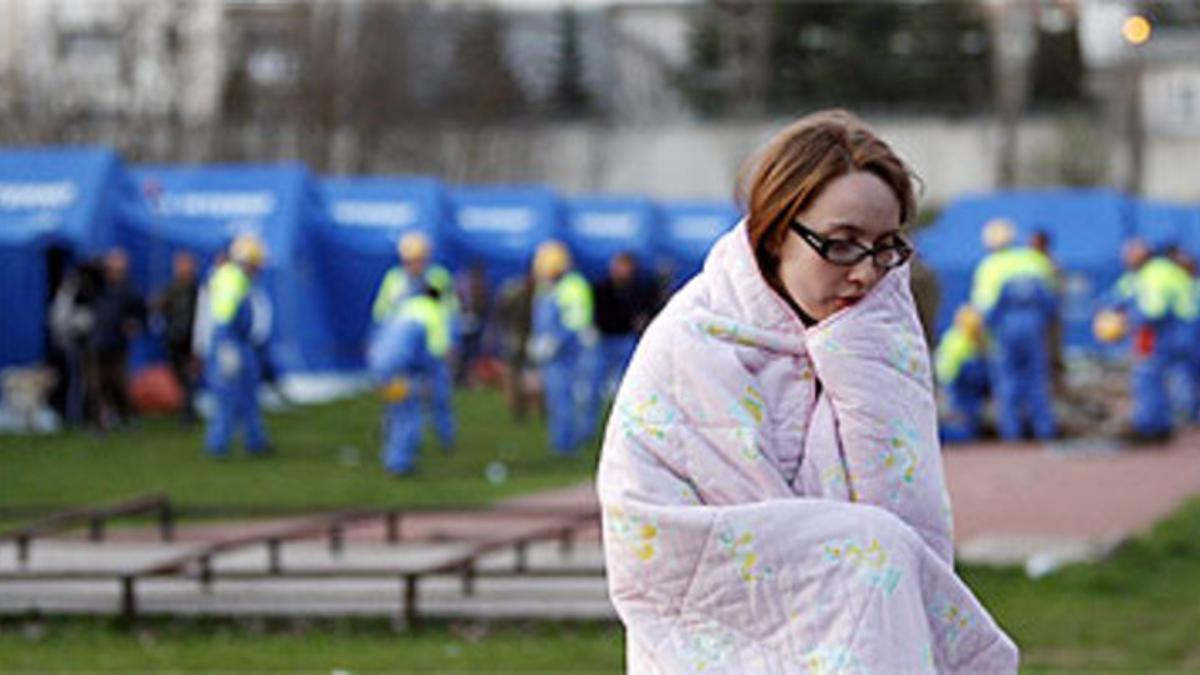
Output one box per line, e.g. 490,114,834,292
209,262,250,326
1135,257,1198,320
934,326,982,386
372,265,459,325
970,247,1055,312
400,294,449,358
555,272,593,333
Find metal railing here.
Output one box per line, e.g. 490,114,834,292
0,492,173,567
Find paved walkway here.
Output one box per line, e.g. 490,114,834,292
946,427,1200,569
486,429,1200,567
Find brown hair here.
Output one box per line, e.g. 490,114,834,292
737,109,917,291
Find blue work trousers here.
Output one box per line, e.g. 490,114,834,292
428,358,456,449
204,339,268,455
941,359,989,443
543,351,588,455
989,328,1056,441
592,334,638,406
1132,350,1172,437
383,395,422,475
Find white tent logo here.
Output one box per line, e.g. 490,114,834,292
332,201,418,229
576,212,638,239
458,207,534,234
0,181,78,211
157,191,276,219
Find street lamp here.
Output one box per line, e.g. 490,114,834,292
1120,13,1151,195
1121,14,1152,46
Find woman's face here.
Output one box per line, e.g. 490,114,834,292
777,170,903,321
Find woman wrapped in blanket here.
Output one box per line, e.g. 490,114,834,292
597,110,1018,674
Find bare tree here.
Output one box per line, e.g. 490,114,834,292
986,0,1035,188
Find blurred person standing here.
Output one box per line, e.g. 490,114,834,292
204,235,271,457
908,255,942,350
190,251,225,362
48,259,103,427
371,232,457,450
970,218,1058,440
155,251,200,423
1104,239,1197,440
247,278,288,407
495,272,538,422
88,248,146,430
591,251,660,406
1175,252,1200,421
529,241,596,455
1030,228,1067,393
367,289,445,476
935,305,990,442
453,263,493,387
1163,248,1200,423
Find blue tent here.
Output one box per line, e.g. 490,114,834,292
0,146,142,369
446,186,562,285
1132,200,1200,258
657,201,741,288
918,189,1132,351
124,163,341,372
561,196,659,282
317,176,450,367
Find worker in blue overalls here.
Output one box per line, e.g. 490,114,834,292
367,290,445,475
371,232,457,451
970,218,1058,441
1178,252,1200,423
935,305,990,442
529,240,597,455
1102,239,1198,440
1162,247,1199,424
204,234,271,457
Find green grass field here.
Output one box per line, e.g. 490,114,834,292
965,495,1200,672
0,389,599,515
0,619,625,673
3,390,1200,672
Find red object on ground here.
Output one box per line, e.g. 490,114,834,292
128,365,184,413
471,357,505,386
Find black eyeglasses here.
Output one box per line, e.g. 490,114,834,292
790,219,912,269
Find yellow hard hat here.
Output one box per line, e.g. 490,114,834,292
1093,309,1128,344
981,218,1017,251
398,232,432,262
532,240,572,280
230,233,267,267
954,305,984,338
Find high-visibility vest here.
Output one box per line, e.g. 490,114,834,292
1135,257,1198,321
209,262,250,326
935,326,982,386
400,294,450,358
555,272,593,333
970,247,1055,312
372,265,458,324
1114,271,1139,302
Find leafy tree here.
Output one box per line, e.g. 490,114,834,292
683,1,993,116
